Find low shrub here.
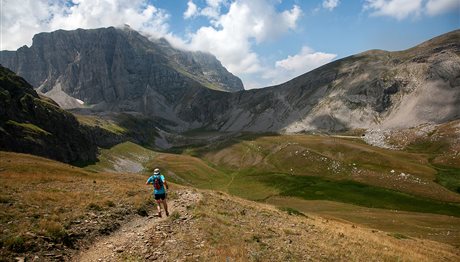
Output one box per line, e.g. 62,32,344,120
278,207,306,217
5,236,26,252
87,202,103,211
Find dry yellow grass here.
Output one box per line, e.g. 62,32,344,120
267,196,460,246
0,151,153,259
143,190,460,261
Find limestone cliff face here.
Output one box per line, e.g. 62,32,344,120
0,27,243,111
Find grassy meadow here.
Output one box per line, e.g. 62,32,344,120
2,120,459,255
143,131,460,245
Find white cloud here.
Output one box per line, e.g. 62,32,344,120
323,0,340,11
262,46,337,86
187,0,302,76
364,0,459,20
201,0,228,19
183,0,228,20
426,0,460,16
184,0,199,19
364,0,423,20
1,0,171,50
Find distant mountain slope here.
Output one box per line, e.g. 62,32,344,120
203,29,460,132
0,26,243,111
1,29,458,134
0,65,97,163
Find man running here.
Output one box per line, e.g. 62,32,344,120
145,168,169,217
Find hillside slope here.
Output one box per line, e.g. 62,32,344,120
1,152,458,261
77,189,460,261
204,29,460,133
0,66,97,163
0,152,152,261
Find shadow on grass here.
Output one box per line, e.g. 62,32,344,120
251,172,460,217
433,164,460,194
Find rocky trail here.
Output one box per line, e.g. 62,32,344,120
73,189,202,262
69,186,460,262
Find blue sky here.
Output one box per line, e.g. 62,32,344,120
1,0,459,89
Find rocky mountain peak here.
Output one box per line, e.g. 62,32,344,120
0,27,243,110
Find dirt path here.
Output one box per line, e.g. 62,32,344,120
73,189,202,262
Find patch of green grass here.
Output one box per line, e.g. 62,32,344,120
406,140,450,154
147,135,459,217
433,164,460,193
6,120,51,136
4,235,26,252
252,173,460,217
76,115,126,134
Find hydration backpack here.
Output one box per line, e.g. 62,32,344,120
153,176,163,190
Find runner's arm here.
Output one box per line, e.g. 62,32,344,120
146,176,152,185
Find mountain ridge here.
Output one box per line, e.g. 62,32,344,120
0,66,98,163
1,28,459,136
0,26,243,109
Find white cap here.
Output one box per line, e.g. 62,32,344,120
153,168,160,174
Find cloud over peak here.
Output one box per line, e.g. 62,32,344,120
187,0,303,76
2,0,171,50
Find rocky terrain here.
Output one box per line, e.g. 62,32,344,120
2,28,459,136
73,189,459,262
206,29,460,133
0,26,243,111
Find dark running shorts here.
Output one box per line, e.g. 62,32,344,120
154,193,166,200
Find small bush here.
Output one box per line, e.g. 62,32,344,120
388,233,411,240
104,200,116,207
170,211,181,221
98,222,120,235
136,205,149,217
126,191,137,197
40,220,68,243
87,202,103,211
0,196,12,204
278,207,306,217
5,236,26,252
